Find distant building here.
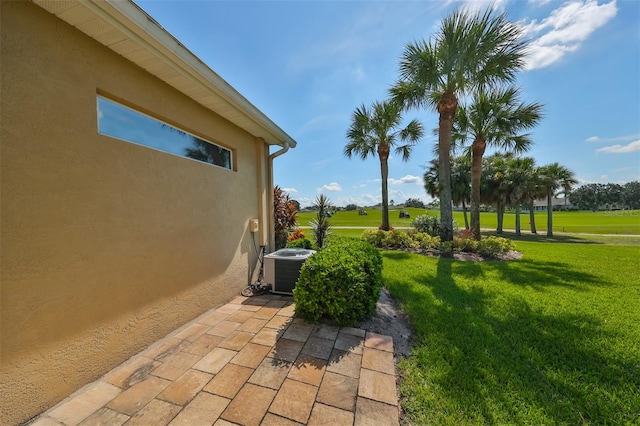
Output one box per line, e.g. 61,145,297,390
531,197,577,211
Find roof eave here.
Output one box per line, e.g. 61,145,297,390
32,0,296,148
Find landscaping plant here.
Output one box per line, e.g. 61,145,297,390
293,237,383,326
309,194,333,248
273,186,298,250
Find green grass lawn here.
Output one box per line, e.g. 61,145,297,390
378,237,640,424
297,208,640,235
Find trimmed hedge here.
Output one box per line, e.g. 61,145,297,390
362,229,515,258
293,237,383,326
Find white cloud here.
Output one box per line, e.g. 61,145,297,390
336,193,381,207
460,0,509,14
389,174,423,185
522,0,618,70
595,140,640,153
297,197,314,208
318,182,343,192
529,0,555,6
282,187,298,193
586,134,640,143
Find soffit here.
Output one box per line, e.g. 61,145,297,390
32,0,296,148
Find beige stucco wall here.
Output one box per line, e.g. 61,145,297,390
0,2,269,423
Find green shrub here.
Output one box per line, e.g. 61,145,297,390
285,238,312,249
477,236,515,257
362,229,387,247
454,230,479,252
411,213,460,237
413,232,441,250
383,229,417,249
360,229,515,259
293,238,383,326
411,214,441,236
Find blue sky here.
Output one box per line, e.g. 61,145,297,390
136,0,639,208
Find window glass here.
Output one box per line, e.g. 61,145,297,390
97,96,232,170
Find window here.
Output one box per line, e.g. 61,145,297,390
97,96,232,170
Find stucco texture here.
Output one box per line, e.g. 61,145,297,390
1,2,268,423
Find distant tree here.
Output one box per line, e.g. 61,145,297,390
345,99,423,231
570,182,640,211
604,183,624,209
404,198,425,208
391,8,527,244
569,183,603,211
623,181,640,209
538,163,577,236
345,204,358,211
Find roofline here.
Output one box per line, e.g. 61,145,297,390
34,0,296,148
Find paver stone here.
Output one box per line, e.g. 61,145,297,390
203,363,254,399
355,397,399,426
220,383,276,426
358,369,397,405
269,379,318,423
316,371,358,411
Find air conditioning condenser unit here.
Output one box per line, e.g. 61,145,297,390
264,248,316,295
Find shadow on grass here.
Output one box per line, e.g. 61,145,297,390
486,231,604,244
385,247,607,291
454,258,607,291
386,255,638,424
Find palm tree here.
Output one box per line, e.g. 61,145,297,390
538,163,577,236
453,86,543,240
423,159,440,201
481,153,512,234
505,156,537,236
525,166,546,234
390,8,527,244
423,156,471,229
451,155,471,229
345,100,423,231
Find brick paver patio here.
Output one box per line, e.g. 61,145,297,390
28,294,399,425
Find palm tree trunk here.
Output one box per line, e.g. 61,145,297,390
462,200,469,229
380,158,390,231
470,139,485,241
529,200,537,234
437,91,457,245
515,204,521,236
547,190,553,237
496,202,505,234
